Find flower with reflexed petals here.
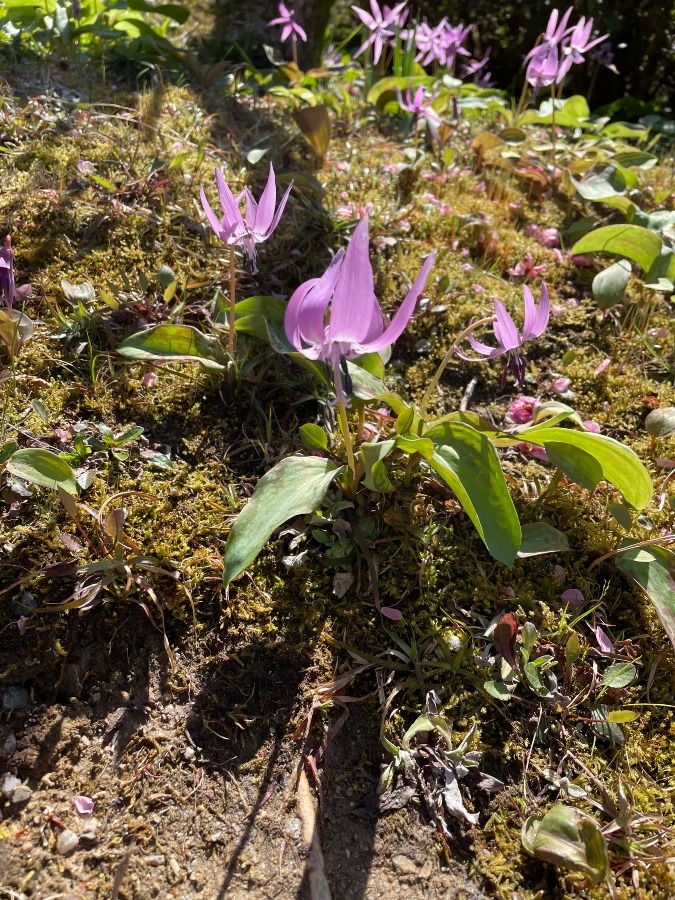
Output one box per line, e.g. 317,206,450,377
285,215,435,403
200,164,292,273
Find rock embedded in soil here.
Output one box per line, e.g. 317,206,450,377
56,829,79,855
10,784,33,803
2,686,29,710
1,773,21,798
392,854,419,876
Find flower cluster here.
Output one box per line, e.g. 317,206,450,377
524,7,608,90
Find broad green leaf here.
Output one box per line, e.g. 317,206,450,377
367,75,434,107
591,704,625,744
520,95,590,127
571,224,662,273
630,208,675,234
570,163,630,201
526,429,652,509
359,440,396,492
117,324,227,370
293,105,331,158
126,0,190,22
518,523,570,558
522,805,608,883
6,449,78,495
228,295,287,341
601,662,637,689
424,422,521,566
613,150,657,169
592,259,631,309
644,248,675,292
222,456,341,585
645,408,675,439
299,424,329,453
615,545,675,650
483,680,513,701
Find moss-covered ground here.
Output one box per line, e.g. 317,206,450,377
1,26,675,899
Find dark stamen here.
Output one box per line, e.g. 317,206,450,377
340,355,353,395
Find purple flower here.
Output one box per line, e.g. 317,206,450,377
593,41,618,74
396,86,440,124
0,236,31,311
268,2,307,44
200,164,292,273
505,396,539,424
352,0,407,65
0,236,15,309
557,17,609,81
285,215,435,403
456,284,550,384
523,6,574,89
441,22,471,68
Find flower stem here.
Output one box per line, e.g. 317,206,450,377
228,247,236,358
337,399,356,474
420,315,495,421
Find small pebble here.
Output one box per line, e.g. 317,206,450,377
56,829,79,855
182,746,195,761
392,854,418,876
80,817,99,842
284,817,302,842
4,733,17,755
2,687,29,711
1,773,21,799
145,854,166,867
11,785,33,804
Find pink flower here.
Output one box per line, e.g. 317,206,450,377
268,2,307,44
551,377,571,393
396,86,440,124
526,224,560,248
515,442,549,462
352,0,407,65
594,358,611,376
583,420,601,433
509,252,548,280
506,396,539,424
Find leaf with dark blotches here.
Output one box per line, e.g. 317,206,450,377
494,612,519,671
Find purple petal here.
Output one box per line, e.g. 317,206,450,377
200,186,226,239
352,5,376,28
492,300,520,350
253,164,277,235
285,251,345,348
381,606,403,620
215,168,244,231
74,795,94,816
265,179,293,238
592,625,614,654
522,283,549,340
328,216,375,343
560,588,585,608
294,23,308,41
359,252,436,353
465,332,505,358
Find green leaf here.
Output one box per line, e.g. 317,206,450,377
612,150,657,169
607,710,638,723
645,408,675,439
117,324,227,370
570,163,630,201
6,449,78,495
293,105,331,158
615,545,675,651
222,456,341,585
591,704,625,744
571,224,662,274
518,522,570,558
602,662,637,689
525,429,652,510
644,248,675,292
483,680,513,701
521,805,608,884
115,425,144,446
126,0,190,22
359,440,396,492
299,423,329,453
367,75,434,108
424,422,521,566
592,259,631,309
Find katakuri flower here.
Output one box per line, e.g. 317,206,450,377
0,236,31,311
557,16,609,82
268,2,307,44
285,214,435,403
396,86,440,124
523,6,574,90
456,284,550,385
200,164,292,274
352,0,407,65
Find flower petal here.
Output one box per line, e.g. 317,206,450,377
200,186,226,239
521,283,549,340
215,168,244,231
492,300,520,350
328,216,376,343
359,252,436,353
285,251,345,348
253,164,277,235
